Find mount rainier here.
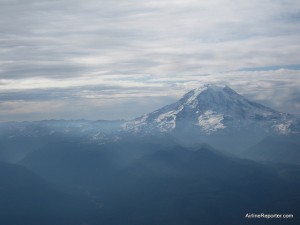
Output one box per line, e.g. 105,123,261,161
123,84,299,136
1,84,300,163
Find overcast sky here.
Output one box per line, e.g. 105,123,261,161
0,0,300,121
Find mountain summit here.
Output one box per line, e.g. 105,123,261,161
123,84,299,135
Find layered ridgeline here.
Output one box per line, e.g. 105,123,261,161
1,85,300,225
0,120,123,163
1,84,300,164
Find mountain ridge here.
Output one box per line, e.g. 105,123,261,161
123,84,299,136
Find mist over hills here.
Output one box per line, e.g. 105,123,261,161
17,141,300,225
1,84,299,164
1,84,300,224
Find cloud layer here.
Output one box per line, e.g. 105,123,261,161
0,0,300,121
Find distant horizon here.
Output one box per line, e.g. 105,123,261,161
1,82,300,123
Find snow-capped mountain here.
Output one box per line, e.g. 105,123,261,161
123,84,299,135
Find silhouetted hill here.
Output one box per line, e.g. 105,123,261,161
18,141,300,225
244,137,300,165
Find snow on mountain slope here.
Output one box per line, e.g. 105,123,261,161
0,120,123,142
123,84,299,135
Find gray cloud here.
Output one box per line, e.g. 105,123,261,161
0,0,300,120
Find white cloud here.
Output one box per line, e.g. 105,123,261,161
0,0,300,120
